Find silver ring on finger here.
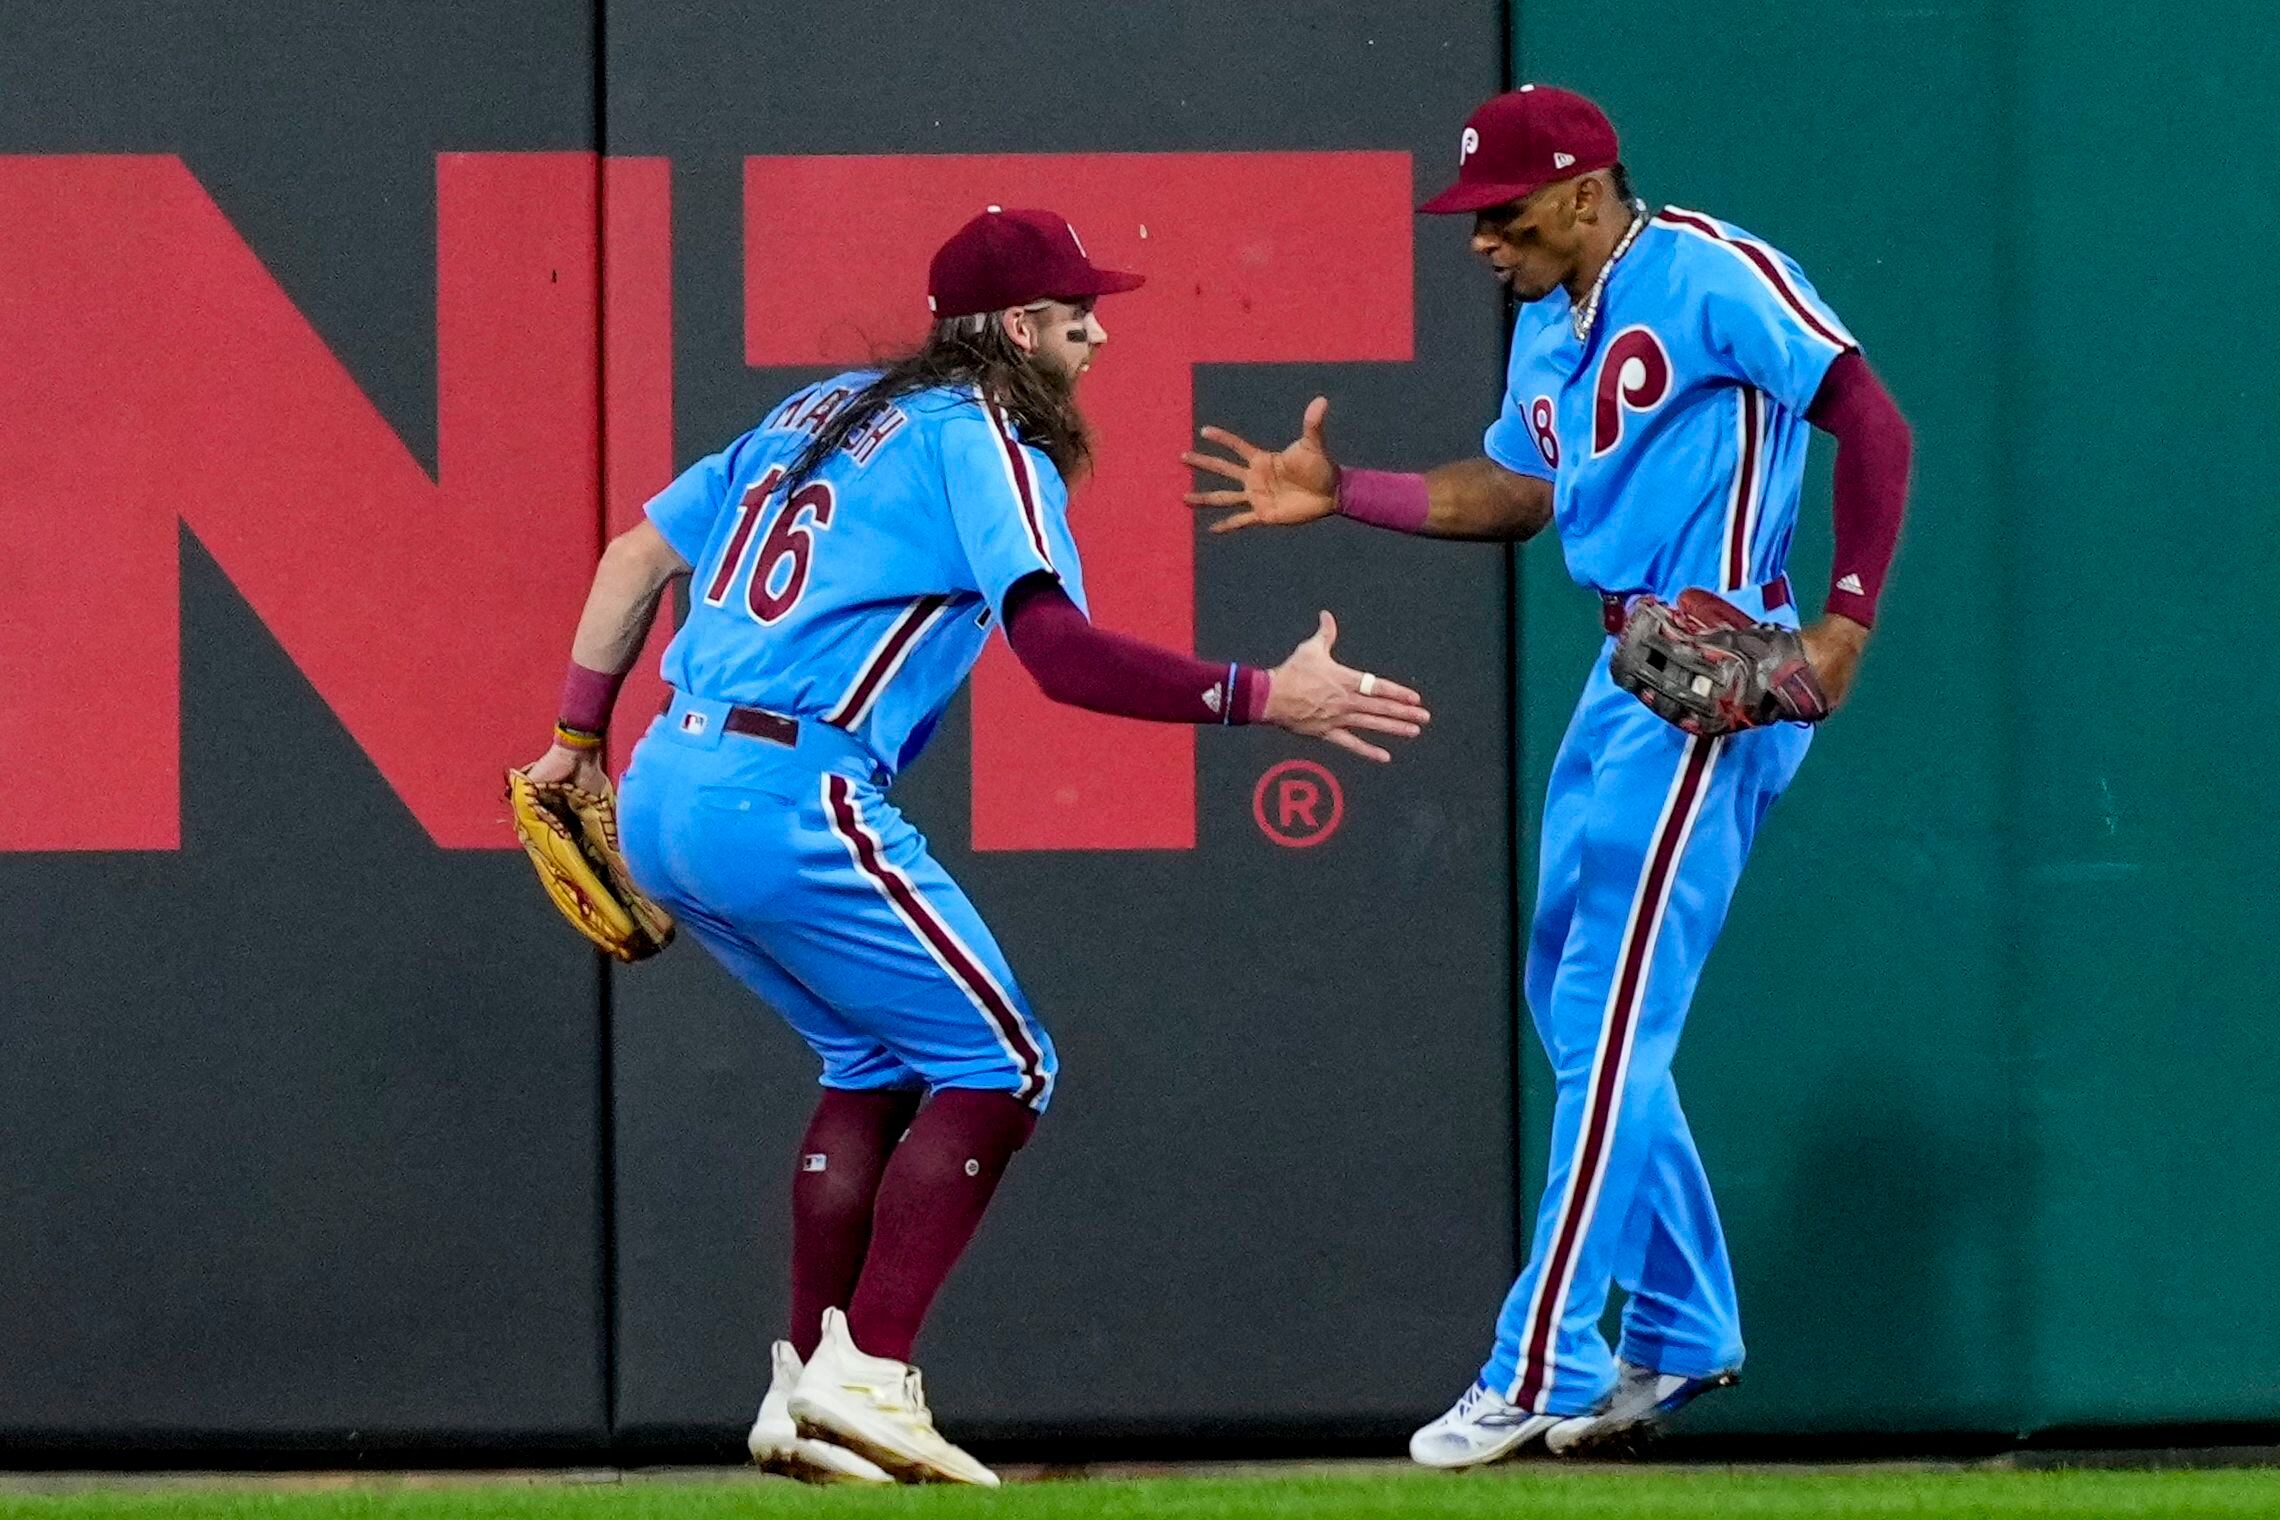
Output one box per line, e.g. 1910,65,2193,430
1358,671,1379,697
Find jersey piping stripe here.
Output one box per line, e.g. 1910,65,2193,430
978,390,1055,569
823,773,1051,1107
1655,208,1854,353
1722,388,1766,591
1508,734,1722,1411
827,594,953,730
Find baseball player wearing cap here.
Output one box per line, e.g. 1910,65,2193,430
1187,87,1913,1463
520,206,1429,1486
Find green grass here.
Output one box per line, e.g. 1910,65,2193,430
3,1468,2278,1520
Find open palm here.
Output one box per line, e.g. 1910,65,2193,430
1183,396,1341,533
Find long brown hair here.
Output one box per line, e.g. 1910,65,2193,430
787,312,1090,488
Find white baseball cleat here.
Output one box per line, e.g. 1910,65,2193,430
1542,1359,1740,1455
746,1339,893,1485
1408,1380,1589,1469
788,1308,1000,1487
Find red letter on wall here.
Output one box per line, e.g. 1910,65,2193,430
745,153,1412,851
0,154,672,850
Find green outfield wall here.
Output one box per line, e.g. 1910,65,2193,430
1514,0,2280,1436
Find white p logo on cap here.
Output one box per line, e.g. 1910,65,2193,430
1460,126,1480,163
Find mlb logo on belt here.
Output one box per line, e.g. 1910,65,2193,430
680,711,708,735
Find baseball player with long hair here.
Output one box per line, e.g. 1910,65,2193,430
1187,87,1913,1463
519,206,1429,1486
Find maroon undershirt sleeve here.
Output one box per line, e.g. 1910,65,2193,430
1805,349,1914,628
1001,576,1270,726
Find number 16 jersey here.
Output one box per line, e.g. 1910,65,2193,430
642,375,1090,780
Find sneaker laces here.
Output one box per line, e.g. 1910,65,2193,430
900,1368,932,1422
1453,1381,1543,1431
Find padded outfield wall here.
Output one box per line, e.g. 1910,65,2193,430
0,0,2274,1456
1513,0,2280,1439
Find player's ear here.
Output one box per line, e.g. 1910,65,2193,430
999,307,1039,355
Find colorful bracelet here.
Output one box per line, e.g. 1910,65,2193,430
553,723,605,752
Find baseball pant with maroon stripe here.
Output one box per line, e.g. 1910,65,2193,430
617,695,1058,1111
1483,654,1810,1413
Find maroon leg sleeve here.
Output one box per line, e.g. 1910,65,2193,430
789,1087,924,1358
843,1089,1038,1362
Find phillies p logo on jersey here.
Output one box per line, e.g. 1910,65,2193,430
1591,325,1672,456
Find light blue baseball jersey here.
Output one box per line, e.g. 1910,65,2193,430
1484,207,1855,608
643,374,1088,776
1463,208,1855,1415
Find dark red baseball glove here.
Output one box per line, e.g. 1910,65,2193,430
1609,588,1832,737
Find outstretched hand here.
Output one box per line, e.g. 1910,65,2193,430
1183,395,1342,534
1264,611,1431,763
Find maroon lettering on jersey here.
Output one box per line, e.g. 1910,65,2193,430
842,404,910,467
1591,325,1672,457
703,467,786,607
1529,394,1561,470
795,385,852,435
747,481,836,624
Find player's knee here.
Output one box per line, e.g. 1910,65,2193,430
927,1085,1043,1149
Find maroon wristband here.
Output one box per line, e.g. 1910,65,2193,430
1234,665,1271,725
1335,467,1432,533
558,660,625,735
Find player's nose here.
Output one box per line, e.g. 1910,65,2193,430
1085,312,1107,345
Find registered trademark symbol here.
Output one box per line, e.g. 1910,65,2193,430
1253,759,1344,848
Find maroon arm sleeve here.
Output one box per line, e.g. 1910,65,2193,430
1805,349,1914,628
1001,576,1270,726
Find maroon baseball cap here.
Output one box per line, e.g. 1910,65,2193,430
927,206,1145,319
1419,85,1620,215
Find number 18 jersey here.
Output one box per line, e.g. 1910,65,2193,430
642,375,1089,778
1484,208,1855,608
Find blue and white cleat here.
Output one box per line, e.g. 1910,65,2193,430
1408,1381,1590,1469
1542,1359,1739,1455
